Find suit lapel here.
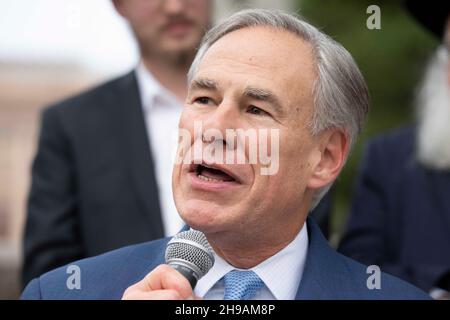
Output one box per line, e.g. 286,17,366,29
109,238,169,299
112,71,164,238
295,218,353,300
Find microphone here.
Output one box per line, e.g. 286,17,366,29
165,229,215,289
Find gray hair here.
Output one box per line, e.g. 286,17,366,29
188,9,370,208
416,46,450,170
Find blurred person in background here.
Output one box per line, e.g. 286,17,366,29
22,0,212,287
339,1,450,299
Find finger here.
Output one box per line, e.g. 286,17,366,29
148,265,194,299
131,264,194,299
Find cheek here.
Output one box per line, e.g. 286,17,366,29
277,131,317,184
178,110,196,137
128,9,162,36
280,130,311,163
188,2,211,23
249,172,305,220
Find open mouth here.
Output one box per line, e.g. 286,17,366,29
191,164,239,183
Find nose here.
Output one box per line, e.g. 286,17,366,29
163,0,186,15
200,102,241,151
202,102,240,135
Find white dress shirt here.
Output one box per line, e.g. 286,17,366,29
135,62,184,236
195,222,309,300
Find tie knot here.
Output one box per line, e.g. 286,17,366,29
223,270,264,300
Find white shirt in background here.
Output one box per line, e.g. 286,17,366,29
135,62,184,236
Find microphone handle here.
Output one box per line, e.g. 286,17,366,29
169,263,198,289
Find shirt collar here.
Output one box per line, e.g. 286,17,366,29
135,61,180,113
195,222,309,300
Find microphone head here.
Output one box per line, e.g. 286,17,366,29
165,230,215,281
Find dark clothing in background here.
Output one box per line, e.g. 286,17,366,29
23,71,332,288
311,192,331,240
23,72,164,287
339,126,450,292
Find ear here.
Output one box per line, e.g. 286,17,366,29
307,129,349,190
112,0,126,17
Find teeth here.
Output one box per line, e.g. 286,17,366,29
197,173,224,182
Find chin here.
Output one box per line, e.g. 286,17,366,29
177,199,232,233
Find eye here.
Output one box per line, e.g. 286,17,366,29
193,97,212,105
247,105,270,116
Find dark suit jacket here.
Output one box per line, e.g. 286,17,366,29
23,71,331,288
21,218,429,300
339,126,450,292
23,72,165,286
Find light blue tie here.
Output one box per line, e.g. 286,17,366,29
223,270,264,300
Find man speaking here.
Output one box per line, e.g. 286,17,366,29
22,9,428,300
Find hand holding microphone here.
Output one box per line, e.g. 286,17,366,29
122,230,215,300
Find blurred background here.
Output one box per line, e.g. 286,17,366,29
0,0,438,299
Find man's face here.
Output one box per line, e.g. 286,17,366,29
173,27,324,241
114,0,211,59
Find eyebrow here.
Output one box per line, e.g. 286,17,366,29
190,78,285,116
189,77,219,91
243,86,285,116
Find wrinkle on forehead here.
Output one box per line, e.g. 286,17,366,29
203,26,316,73
196,26,317,107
